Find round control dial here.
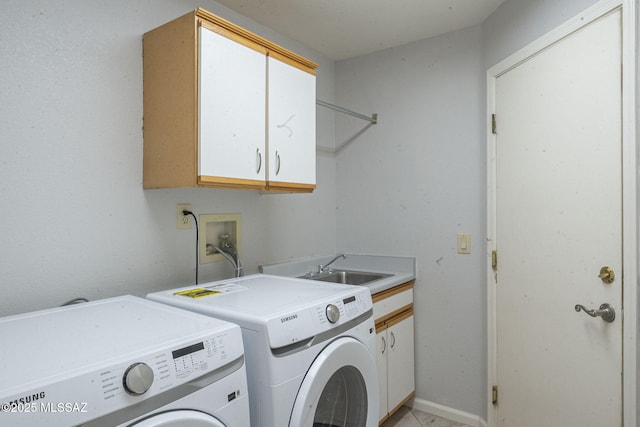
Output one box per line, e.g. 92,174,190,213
123,362,154,396
326,304,340,324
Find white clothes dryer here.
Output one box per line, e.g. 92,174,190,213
0,296,250,427
147,274,380,427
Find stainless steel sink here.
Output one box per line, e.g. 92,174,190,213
304,270,391,286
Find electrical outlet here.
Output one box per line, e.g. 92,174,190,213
177,204,192,229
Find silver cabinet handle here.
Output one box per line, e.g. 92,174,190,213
390,331,396,348
381,336,386,355
256,148,262,174
275,150,281,176
574,303,615,323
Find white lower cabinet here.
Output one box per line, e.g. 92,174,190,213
374,281,415,424
377,324,390,422
387,310,415,413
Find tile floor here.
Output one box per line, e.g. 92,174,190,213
381,406,473,427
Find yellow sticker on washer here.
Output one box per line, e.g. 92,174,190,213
174,288,221,298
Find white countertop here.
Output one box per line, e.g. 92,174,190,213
259,254,416,294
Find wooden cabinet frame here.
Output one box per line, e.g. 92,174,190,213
143,8,317,191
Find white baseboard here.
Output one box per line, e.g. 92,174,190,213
409,397,488,427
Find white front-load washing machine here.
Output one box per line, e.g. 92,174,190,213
147,274,380,427
0,295,250,427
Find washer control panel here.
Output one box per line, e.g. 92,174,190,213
267,287,372,348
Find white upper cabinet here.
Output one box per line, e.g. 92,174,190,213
198,26,267,183
267,55,316,190
143,8,317,192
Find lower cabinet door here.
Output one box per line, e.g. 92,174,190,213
387,310,415,414
376,324,389,422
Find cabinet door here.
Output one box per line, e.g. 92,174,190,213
198,26,267,184
376,325,389,422
387,311,415,414
267,55,316,189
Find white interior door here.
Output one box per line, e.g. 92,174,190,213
493,9,622,427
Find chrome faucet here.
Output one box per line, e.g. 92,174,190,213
318,254,346,274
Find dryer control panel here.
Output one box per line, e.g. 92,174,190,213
1,328,243,427
95,330,239,402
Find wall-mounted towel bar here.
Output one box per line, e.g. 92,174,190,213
316,100,378,124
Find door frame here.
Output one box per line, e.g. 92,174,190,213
485,1,638,426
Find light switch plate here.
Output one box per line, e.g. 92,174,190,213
457,233,471,254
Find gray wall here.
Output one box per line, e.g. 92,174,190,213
0,0,337,316
334,0,601,418
335,25,486,416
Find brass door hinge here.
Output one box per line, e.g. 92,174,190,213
492,385,498,405
491,250,498,270
491,114,497,134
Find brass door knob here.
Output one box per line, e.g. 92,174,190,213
598,266,615,284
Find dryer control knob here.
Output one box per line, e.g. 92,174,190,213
123,362,154,396
326,304,340,324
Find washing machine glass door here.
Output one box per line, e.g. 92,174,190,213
129,410,226,427
289,337,379,427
